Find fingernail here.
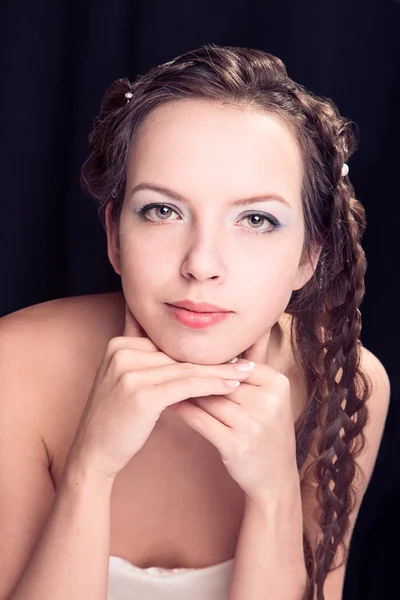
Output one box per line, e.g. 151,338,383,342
234,361,255,372
227,357,238,363
225,380,240,387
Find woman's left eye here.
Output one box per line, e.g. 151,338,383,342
238,212,281,233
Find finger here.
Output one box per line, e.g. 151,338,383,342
229,364,286,388
106,348,177,377
120,361,250,388
170,400,231,452
192,395,243,428
94,338,159,383
147,375,245,421
242,328,271,365
105,336,161,359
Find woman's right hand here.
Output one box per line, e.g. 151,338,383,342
67,306,250,481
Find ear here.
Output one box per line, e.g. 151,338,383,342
105,203,121,275
292,243,322,291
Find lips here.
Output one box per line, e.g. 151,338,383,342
169,300,230,313
167,304,232,329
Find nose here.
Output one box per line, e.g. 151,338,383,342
180,226,227,282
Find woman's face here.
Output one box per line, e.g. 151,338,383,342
106,100,317,364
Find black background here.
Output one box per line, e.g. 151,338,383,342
1,1,399,597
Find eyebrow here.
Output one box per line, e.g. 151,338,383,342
129,182,292,209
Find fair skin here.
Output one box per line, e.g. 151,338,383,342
108,100,315,368
0,100,390,600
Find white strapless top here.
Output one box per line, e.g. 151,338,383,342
108,555,235,600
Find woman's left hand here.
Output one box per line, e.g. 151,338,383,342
169,331,299,504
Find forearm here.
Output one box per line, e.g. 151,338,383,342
10,457,113,600
229,476,308,600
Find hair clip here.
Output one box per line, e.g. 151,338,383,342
341,163,349,177
125,91,133,103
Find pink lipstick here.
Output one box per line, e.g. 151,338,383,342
166,301,232,329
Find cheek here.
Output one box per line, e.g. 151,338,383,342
240,254,298,313
119,240,172,290
245,273,292,309
242,247,298,285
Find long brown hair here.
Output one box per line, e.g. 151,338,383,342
81,43,371,599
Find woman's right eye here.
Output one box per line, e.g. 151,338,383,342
137,203,180,222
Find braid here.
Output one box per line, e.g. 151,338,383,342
285,93,372,597
312,196,370,597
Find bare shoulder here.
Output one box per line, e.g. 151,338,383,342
0,291,125,406
0,290,126,394
356,345,391,483
0,292,125,469
359,344,391,407
0,291,125,344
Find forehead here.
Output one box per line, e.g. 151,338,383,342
127,100,303,211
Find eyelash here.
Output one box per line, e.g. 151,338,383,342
136,203,282,234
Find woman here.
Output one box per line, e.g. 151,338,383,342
0,44,390,600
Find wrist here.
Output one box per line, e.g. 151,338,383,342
62,447,116,494
245,469,302,513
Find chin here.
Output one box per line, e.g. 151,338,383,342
153,337,238,365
